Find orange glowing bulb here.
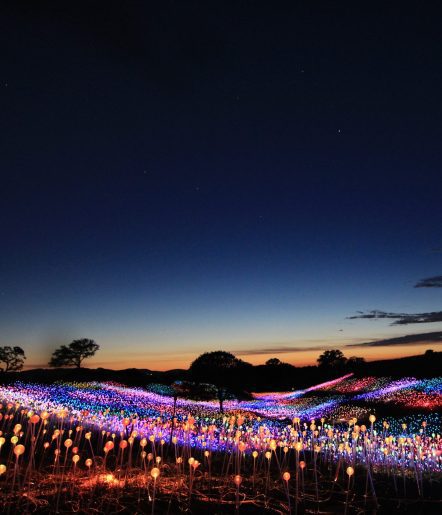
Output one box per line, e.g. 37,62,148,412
151,467,160,479
14,444,25,457
104,441,114,452
283,471,290,481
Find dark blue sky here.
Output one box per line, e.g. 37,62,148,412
1,1,441,369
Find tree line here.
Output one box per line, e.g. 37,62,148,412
0,341,363,376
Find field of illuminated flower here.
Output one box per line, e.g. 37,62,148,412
0,374,441,513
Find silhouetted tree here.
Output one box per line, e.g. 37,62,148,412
189,351,251,412
425,349,435,356
49,339,99,368
0,346,26,373
261,357,297,389
265,358,282,366
317,349,347,370
346,356,366,372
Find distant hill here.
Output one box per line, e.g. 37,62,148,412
1,351,440,391
2,366,189,387
357,351,442,378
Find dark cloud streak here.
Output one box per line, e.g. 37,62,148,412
346,331,442,348
415,275,442,288
347,310,442,325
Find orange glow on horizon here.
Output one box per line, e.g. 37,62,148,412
23,342,439,372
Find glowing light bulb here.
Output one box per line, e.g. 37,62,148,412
14,444,25,457
151,467,160,479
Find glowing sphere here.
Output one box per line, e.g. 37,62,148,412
14,444,25,457
151,467,160,479
0,464,6,475
369,415,376,424
283,472,290,481
252,451,258,459
30,414,40,424
234,474,242,486
85,458,93,467
64,439,73,448
299,460,306,470
104,441,114,452
72,454,80,464
346,466,354,477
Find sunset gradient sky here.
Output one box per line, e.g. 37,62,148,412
1,2,441,370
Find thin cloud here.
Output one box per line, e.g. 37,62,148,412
234,345,330,356
346,331,442,348
415,275,442,288
347,310,442,325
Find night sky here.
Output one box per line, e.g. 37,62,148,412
1,1,441,370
